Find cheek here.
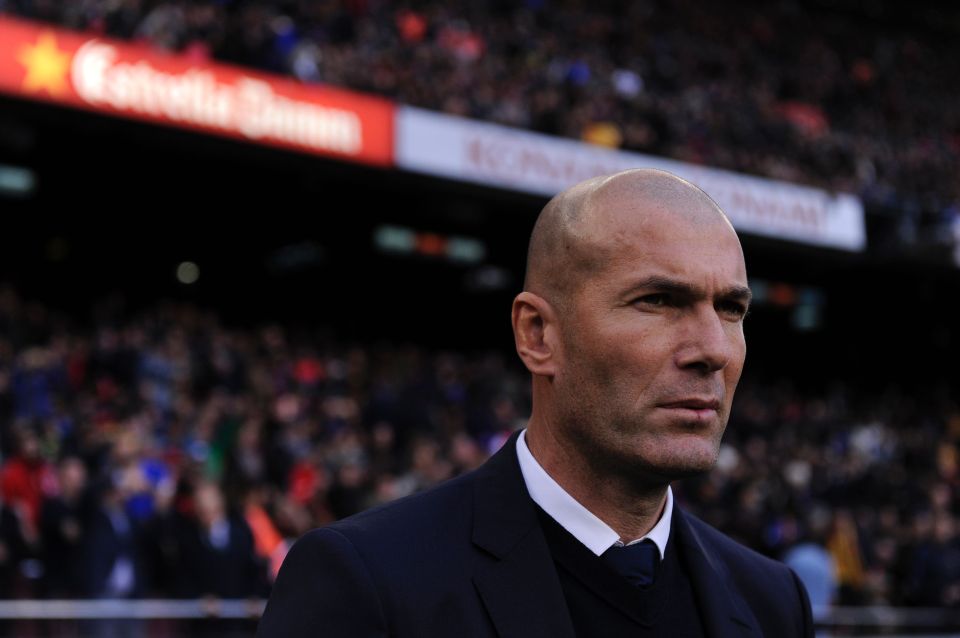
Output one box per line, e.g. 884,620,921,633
723,335,747,393
617,322,678,367
561,331,645,402
729,329,747,371
595,335,669,403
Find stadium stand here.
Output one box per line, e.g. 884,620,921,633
2,0,958,250
1,0,960,635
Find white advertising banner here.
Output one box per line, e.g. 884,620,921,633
396,107,866,251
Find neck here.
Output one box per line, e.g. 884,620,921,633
525,417,668,542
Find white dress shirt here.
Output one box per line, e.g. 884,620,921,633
516,429,673,559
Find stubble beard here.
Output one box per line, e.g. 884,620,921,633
555,385,726,493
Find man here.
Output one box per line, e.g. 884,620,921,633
258,169,814,637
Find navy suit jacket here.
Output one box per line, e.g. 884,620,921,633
258,432,813,637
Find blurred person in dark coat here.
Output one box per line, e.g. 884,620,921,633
82,474,146,598
176,481,262,598
176,481,264,637
903,511,960,606
81,473,148,638
40,456,89,597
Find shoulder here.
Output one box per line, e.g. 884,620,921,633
679,510,813,636
328,467,479,544
285,432,527,579
258,521,389,637
264,469,489,636
286,466,481,583
683,511,789,576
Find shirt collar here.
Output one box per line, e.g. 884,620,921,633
516,428,672,559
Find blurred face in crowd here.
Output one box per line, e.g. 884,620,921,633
59,457,87,501
518,170,750,486
195,483,226,528
18,430,41,461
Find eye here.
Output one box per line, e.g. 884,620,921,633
634,293,671,307
718,300,749,319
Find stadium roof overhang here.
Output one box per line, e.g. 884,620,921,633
0,15,864,252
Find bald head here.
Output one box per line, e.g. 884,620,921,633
524,169,735,308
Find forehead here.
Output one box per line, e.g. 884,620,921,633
582,194,747,289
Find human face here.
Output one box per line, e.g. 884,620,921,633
552,206,750,484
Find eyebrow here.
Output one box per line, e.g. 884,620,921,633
625,275,753,305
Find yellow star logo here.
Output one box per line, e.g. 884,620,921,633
17,32,72,97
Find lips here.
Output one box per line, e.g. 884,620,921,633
658,398,721,411
656,398,722,425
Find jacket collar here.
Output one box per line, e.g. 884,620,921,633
471,430,576,638
673,508,763,638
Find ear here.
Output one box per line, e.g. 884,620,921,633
512,291,560,378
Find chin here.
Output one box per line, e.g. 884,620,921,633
660,457,718,479
629,437,721,481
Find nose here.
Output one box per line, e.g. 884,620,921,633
674,305,738,374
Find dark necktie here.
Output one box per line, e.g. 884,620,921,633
600,539,659,587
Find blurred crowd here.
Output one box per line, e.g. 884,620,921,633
0,286,525,603
1,284,960,612
2,0,959,247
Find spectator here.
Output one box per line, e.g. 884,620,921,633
39,456,88,597
783,506,838,613
176,481,261,598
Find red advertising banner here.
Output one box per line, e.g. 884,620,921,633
0,16,394,165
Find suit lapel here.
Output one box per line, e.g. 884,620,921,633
471,432,576,638
674,508,762,638
468,432,765,638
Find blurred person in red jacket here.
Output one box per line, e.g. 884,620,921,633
1,428,57,537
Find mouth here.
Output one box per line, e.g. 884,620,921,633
657,398,721,423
